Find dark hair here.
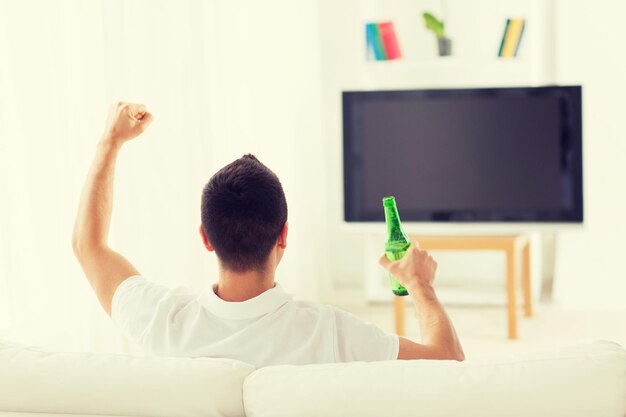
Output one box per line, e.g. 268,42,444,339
201,154,288,272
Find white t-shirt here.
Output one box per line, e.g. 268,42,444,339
111,276,399,368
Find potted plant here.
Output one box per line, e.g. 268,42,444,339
423,12,451,56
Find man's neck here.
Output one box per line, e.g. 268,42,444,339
215,268,275,302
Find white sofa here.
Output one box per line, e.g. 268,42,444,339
1,339,624,417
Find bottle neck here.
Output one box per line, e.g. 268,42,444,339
384,204,406,241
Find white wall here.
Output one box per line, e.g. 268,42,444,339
0,0,327,351
552,0,626,310
203,0,328,301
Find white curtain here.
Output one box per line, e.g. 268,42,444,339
0,0,327,352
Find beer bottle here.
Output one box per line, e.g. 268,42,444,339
383,196,410,296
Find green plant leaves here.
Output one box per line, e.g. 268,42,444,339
423,12,445,39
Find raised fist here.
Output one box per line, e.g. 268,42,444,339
102,102,153,144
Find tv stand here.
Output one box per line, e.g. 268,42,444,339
394,234,532,340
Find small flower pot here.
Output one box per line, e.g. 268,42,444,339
438,37,452,56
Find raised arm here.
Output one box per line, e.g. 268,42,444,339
72,102,153,316
379,244,465,361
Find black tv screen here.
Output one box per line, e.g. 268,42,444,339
343,86,583,223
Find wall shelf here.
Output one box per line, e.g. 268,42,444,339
360,58,537,89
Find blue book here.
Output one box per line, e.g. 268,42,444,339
365,23,386,61
366,23,376,60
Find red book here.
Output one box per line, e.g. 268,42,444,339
378,22,402,60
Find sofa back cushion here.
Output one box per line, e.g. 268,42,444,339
0,340,254,417
243,341,626,417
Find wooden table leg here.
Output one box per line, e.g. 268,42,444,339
393,296,405,337
506,247,518,339
522,241,532,317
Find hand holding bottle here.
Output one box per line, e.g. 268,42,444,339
379,244,438,297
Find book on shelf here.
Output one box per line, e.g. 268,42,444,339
365,21,401,61
378,22,402,60
498,18,526,58
365,23,386,60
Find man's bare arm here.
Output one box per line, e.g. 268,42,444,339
72,102,153,316
379,245,465,361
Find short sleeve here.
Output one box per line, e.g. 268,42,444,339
333,307,399,362
111,276,167,342
111,276,196,351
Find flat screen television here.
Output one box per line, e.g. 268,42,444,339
343,86,583,223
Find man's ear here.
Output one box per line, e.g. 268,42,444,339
277,221,288,249
199,226,215,252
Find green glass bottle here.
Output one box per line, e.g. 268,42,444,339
383,196,410,296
